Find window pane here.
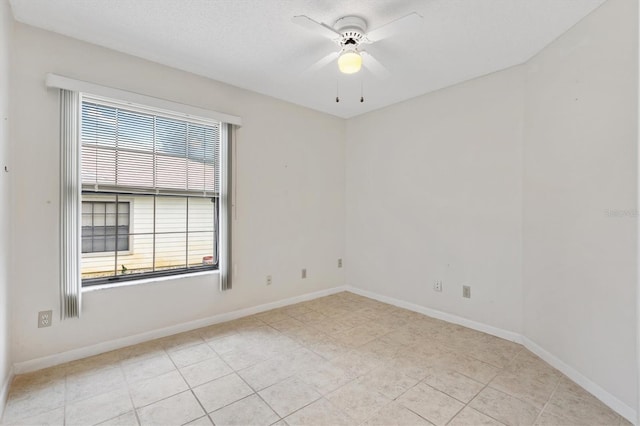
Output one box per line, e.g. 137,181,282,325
82,237,93,253
106,213,116,226
118,213,129,226
188,231,215,266
80,98,222,286
155,233,187,271
105,236,117,251
94,203,106,214
81,250,116,280
82,213,93,227
117,234,153,277
156,196,186,233
117,235,129,251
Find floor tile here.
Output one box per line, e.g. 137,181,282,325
168,343,217,368
192,373,253,413
297,361,357,395
65,351,123,376
326,380,391,422
122,353,176,384
185,415,214,425
284,398,353,426
160,331,204,352
397,383,464,426
331,350,383,377
136,391,204,426
1,293,625,426
358,366,419,399
269,317,305,332
238,355,297,391
66,366,127,403
97,410,140,425
180,356,233,387
239,348,322,391
209,394,279,426
533,410,576,426
331,324,381,348
116,343,165,367
3,406,65,426
423,367,485,403
448,406,505,426
2,379,65,423
489,369,557,409
291,310,328,324
198,323,237,342
129,370,189,408
219,346,278,371
469,387,540,426
541,377,621,426
259,377,321,417
304,335,351,361
65,388,133,426
362,401,433,426
255,309,292,325
439,353,501,384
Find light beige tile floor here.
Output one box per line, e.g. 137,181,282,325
0,292,631,426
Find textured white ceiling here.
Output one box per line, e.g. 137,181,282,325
9,0,606,118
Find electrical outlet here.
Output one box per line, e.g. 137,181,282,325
338,258,343,268
38,310,52,328
463,285,471,298
266,275,272,286
301,268,307,279
434,280,443,292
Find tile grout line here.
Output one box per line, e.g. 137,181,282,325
165,340,219,425
199,319,285,423
531,378,561,425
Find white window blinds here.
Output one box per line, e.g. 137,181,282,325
81,97,221,196
60,89,82,319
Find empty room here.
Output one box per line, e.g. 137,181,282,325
0,0,638,425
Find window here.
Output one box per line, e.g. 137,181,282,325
54,77,236,319
81,200,130,253
79,96,223,286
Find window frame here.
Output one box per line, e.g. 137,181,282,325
78,93,224,288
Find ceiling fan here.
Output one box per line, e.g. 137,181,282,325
292,12,423,78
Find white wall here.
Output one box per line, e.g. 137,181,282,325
346,65,525,334
10,23,345,363
0,0,13,415
523,0,638,412
347,0,638,417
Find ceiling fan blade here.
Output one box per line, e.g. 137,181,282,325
365,12,423,43
306,51,339,73
361,51,390,79
292,15,341,40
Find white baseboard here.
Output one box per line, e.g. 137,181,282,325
346,286,522,343
13,285,348,374
0,366,14,421
522,337,637,425
347,285,637,425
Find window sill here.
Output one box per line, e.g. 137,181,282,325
81,270,219,293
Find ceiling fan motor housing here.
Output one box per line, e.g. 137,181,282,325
334,16,367,47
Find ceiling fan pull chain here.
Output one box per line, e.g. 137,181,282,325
360,80,364,103
336,80,340,103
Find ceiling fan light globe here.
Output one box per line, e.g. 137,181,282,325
338,51,362,74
